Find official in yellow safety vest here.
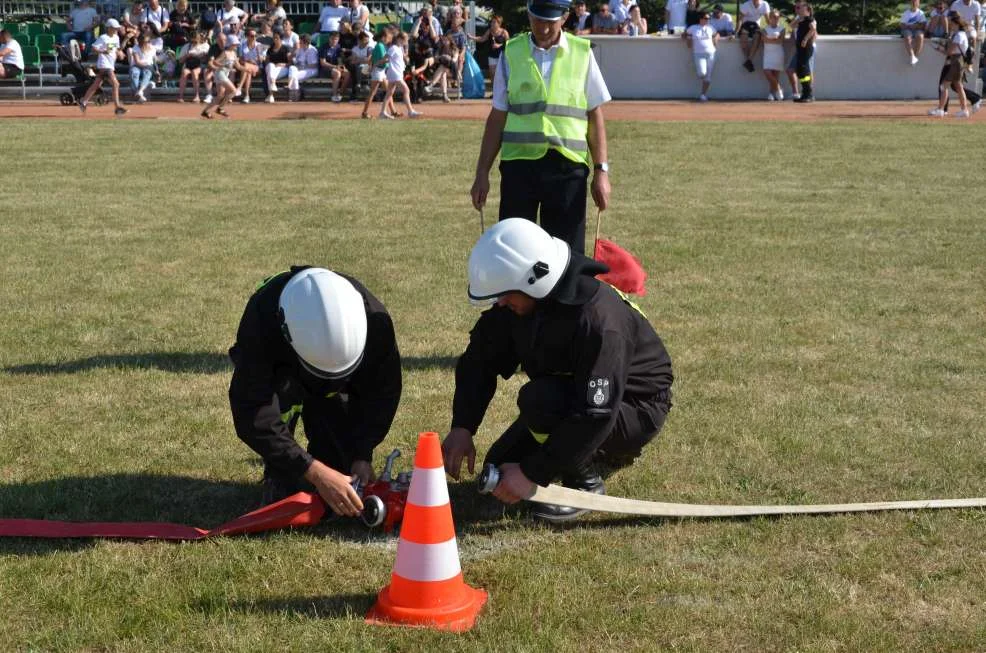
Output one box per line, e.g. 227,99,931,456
469,0,612,255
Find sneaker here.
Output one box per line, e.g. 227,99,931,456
972,100,982,113
203,93,213,104
442,94,450,103
408,109,423,118
136,92,146,103
791,93,800,101
910,54,919,65
423,84,434,95
793,95,814,103
233,88,241,97
698,94,708,102
78,98,87,113
775,90,784,101
767,93,776,101
927,107,946,116
378,111,395,119
955,109,970,118
192,96,201,103
177,97,185,103
331,94,342,102
242,95,250,104
743,59,755,72
114,106,128,116
265,94,275,103
269,83,277,93
149,81,157,90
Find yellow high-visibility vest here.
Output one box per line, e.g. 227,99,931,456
501,34,591,166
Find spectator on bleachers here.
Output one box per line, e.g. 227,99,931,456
446,16,467,82
252,0,286,33
264,30,291,101
281,19,300,50
362,24,393,118
202,35,243,118
319,31,349,102
414,15,441,51
347,29,374,100
61,0,100,55
79,18,127,115
0,30,24,80
592,3,622,33
685,10,718,100
950,0,981,42
762,9,784,99
425,31,460,101
288,33,319,101
427,0,448,28
167,0,195,48
408,36,435,102
929,12,972,116
237,28,262,102
339,21,358,56
413,6,444,38
901,0,927,65
468,15,508,88
614,0,637,24
381,31,422,118
121,1,142,31
665,0,688,34
177,30,209,101
318,0,349,35
347,0,371,35
445,0,470,32
927,0,950,37
257,21,275,46
217,0,248,35
564,0,594,34
129,33,156,101
738,0,769,71
625,5,648,34
139,0,169,52
710,4,735,36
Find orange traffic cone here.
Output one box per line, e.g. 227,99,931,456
366,432,488,632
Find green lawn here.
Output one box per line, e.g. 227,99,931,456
1,118,985,651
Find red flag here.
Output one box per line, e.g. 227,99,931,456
594,238,647,295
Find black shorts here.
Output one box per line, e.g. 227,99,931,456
740,21,761,38
185,56,203,69
0,64,22,79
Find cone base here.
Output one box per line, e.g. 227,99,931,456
365,582,488,633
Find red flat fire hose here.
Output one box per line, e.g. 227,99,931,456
0,491,327,541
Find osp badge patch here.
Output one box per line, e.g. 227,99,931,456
588,377,611,407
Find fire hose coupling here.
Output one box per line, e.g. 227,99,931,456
478,464,500,495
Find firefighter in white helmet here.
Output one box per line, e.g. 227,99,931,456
442,219,673,522
229,266,402,516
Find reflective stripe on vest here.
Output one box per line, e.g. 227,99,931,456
502,34,591,166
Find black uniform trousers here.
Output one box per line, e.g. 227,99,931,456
498,149,590,255
265,394,360,485
483,377,670,480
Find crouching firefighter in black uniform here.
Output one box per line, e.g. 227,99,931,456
441,219,673,522
229,267,402,517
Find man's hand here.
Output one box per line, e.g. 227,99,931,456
590,171,611,211
351,459,375,486
441,427,476,480
491,462,536,504
303,459,363,517
470,173,490,211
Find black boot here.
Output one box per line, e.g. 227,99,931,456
794,80,813,102
531,463,605,523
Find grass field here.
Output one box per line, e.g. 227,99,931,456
1,118,985,651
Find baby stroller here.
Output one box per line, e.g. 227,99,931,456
56,42,107,107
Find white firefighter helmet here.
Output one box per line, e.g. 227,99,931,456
278,268,367,379
467,218,571,305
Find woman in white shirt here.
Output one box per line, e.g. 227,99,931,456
685,11,718,101
625,5,648,35
900,0,927,65
761,10,785,100
237,28,263,102
177,31,210,102
280,19,300,51
379,31,422,119
129,34,157,102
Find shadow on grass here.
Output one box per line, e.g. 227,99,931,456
3,351,231,375
210,593,378,620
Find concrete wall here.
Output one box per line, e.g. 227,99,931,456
586,35,948,100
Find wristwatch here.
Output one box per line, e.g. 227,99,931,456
594,162,610,173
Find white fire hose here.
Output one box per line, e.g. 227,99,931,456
477,465,986,518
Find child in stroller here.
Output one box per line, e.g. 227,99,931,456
56,41,107,106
